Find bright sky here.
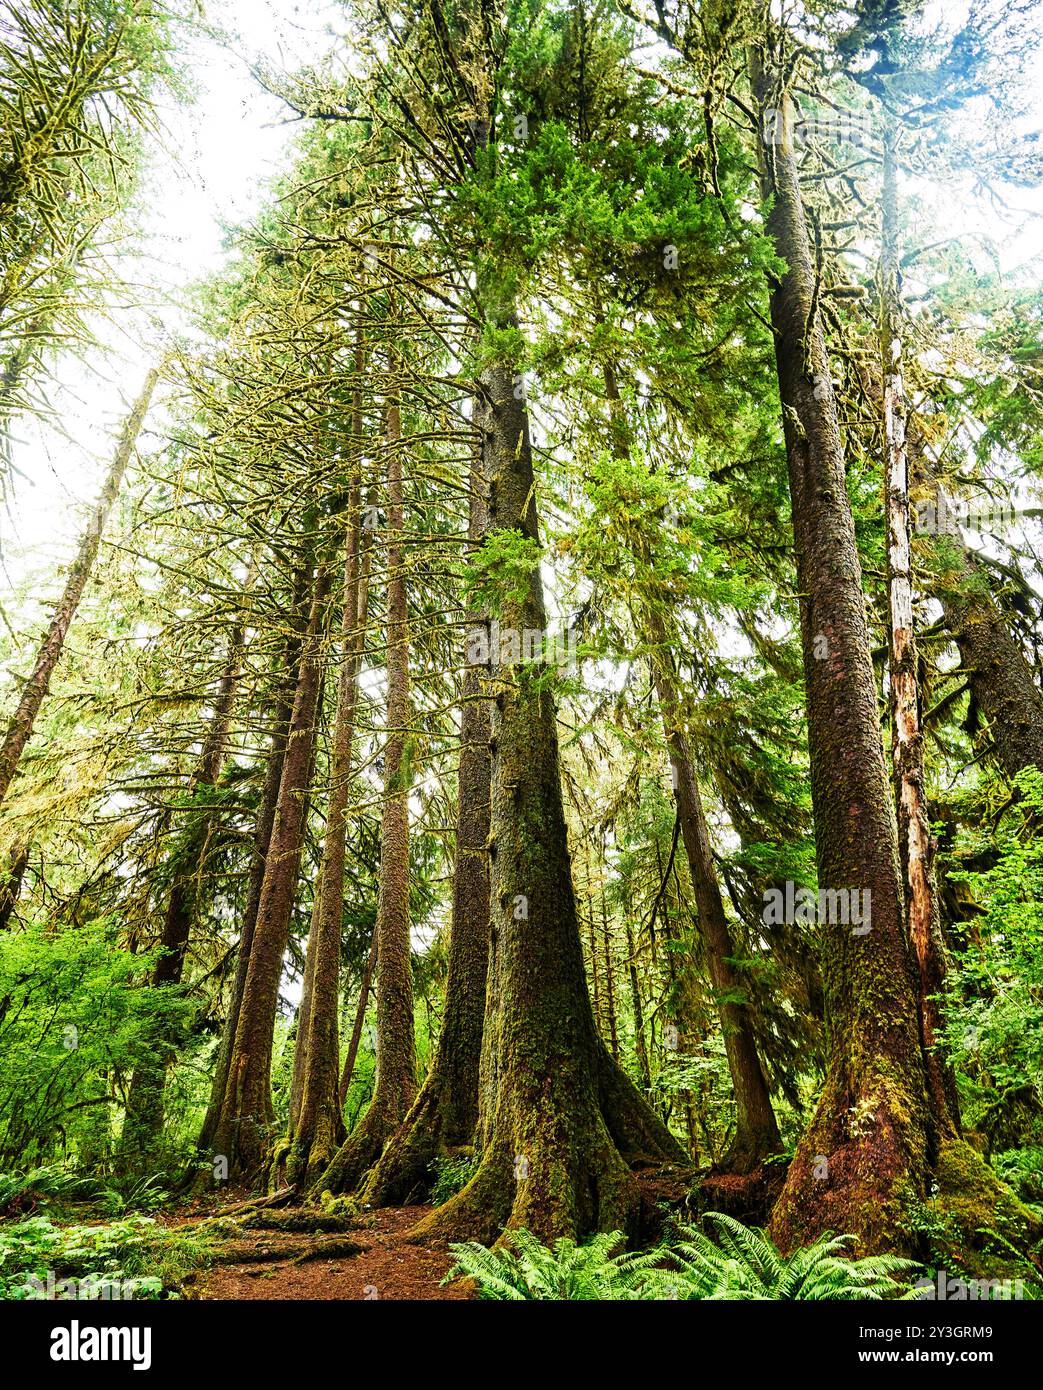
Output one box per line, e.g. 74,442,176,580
2,0,338,585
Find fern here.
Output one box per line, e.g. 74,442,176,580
655,1214,919,1301
445,1228,661,1300
445,1215,920,1301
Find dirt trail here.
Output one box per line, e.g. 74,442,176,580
187,1205,471,1301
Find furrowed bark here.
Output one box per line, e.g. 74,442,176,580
750,55,929,1254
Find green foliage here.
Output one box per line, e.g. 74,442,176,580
429,1153,477,1207
0,1165,84,1219
658,1215,919,1301
446,1216,918,1300
994,1147,1043,1214
0,919,194,1168
942,767,1043,1148
463,530,544,614
445,1228,662,1300
0,1214,209,1301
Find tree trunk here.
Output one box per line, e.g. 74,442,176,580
600,348,780,1171
913,437,1043,780
750,56,929,1254
0,368,158,809
196,563,313,1161
360,428,492,1207
318,392,416,1195
286,458,371,1187
120,625,246,1165
410,345,687,1246
339,933,377,1106
210,567,330,1182
0,840,28,931
623,913,651,1089
881,125,959,1138
656,651,782,1171
600,886,619,1061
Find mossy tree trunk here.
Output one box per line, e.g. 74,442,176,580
880,123,959,1138
654,649,782,1172
410,346,688,1247
196,563,312,1160
750,55,930,1254
286,440,371,1187
0,840,28,931
361,420,492,1207
210,566,330,1182
318,391,417,1195
913,429,1043,781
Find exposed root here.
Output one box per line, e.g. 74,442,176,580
207,1234,368,1265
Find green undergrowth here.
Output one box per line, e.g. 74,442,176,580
0,1212,211,1300
445,1213,920,1301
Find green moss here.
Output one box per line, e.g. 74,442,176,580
919,1139,1043,1282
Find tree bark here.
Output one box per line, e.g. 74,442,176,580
913,439,1043,780
410,345,687,1246
360,425,492,1207
210,566,330,1182
0,840,28,931
750,55,929,1254
339,932,377,1106
318,392,417,1195
286,452,371,1187
880,124,959,1138
196,565,312,1160
655,647,782,1171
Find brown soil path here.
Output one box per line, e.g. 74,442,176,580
187,1205,471,1301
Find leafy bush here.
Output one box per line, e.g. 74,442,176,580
994,1146,1043,1213
0,1214,209,1300
446,1214,919,1301
0,919,194,1170
941,768,1043,1149
0,1166,85,1219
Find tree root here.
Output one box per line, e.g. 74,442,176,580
207,1234,368,1266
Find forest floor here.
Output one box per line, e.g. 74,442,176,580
156,1165,698,1301
173,1202,470,1301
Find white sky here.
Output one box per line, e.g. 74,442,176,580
2,0,338,586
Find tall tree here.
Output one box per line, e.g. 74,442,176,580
0,366,159,810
